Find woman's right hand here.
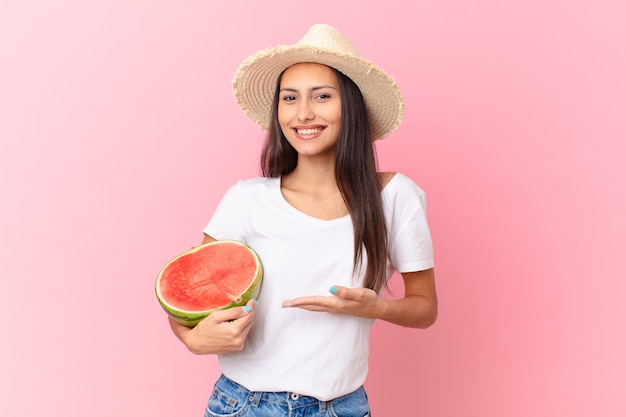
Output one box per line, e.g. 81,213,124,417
168,299,256,355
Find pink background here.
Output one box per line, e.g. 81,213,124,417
2,1,625,416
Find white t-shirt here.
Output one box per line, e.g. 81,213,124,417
203,172,433,401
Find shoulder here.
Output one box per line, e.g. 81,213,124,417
380,172,428,218
218,177,279,204
378,171,396,189
379,172,425,196
234,176,280,192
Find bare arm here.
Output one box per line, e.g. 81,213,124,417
282,268,437,329
376,269,437,328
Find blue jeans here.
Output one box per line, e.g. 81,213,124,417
204,374,371,417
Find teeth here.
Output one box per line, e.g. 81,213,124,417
297,128,321,135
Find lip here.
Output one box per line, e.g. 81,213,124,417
292,126,326,140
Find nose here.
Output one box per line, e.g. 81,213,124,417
297,100,314,122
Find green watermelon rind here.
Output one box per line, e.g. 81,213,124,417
155,240,263,327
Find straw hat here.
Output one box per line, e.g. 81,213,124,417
232,23,404,140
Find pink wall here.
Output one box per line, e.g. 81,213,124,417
1,1,624,416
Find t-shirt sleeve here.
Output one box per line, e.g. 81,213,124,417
202,181,248,242
386,174,434,273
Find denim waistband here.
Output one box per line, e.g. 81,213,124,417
216,374,335,411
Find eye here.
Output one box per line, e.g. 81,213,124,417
281,95,296,102
316,93,331,100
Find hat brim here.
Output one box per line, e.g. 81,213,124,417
233,45,404,140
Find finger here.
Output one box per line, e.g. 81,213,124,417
283,296,319,307
291,304,334,313
212,300,256,323
328,285,353,299
238,313,255,333
282,296,335,309
330,286,373,302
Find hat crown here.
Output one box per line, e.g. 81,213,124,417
295,24,360,57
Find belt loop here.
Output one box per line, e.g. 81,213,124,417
248,391,262,407
319,400,330,412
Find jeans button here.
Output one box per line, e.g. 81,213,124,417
290,393,299,400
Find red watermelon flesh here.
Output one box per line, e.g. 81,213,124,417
156,240,263,326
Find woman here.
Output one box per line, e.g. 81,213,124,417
168,23,437,417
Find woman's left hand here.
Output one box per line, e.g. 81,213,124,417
282,286,383,320
281,269,438,328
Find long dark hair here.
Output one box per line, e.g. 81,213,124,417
261,66,388,293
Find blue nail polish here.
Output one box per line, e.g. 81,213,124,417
329,286,337,295
243,305,251,313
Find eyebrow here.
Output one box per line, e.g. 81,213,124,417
279,85,338,93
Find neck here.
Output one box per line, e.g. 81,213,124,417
280,157,348,220
284,156,336,190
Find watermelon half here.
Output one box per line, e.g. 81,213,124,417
155,240,263,327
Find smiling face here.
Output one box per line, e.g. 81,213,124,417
277,63,342,161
